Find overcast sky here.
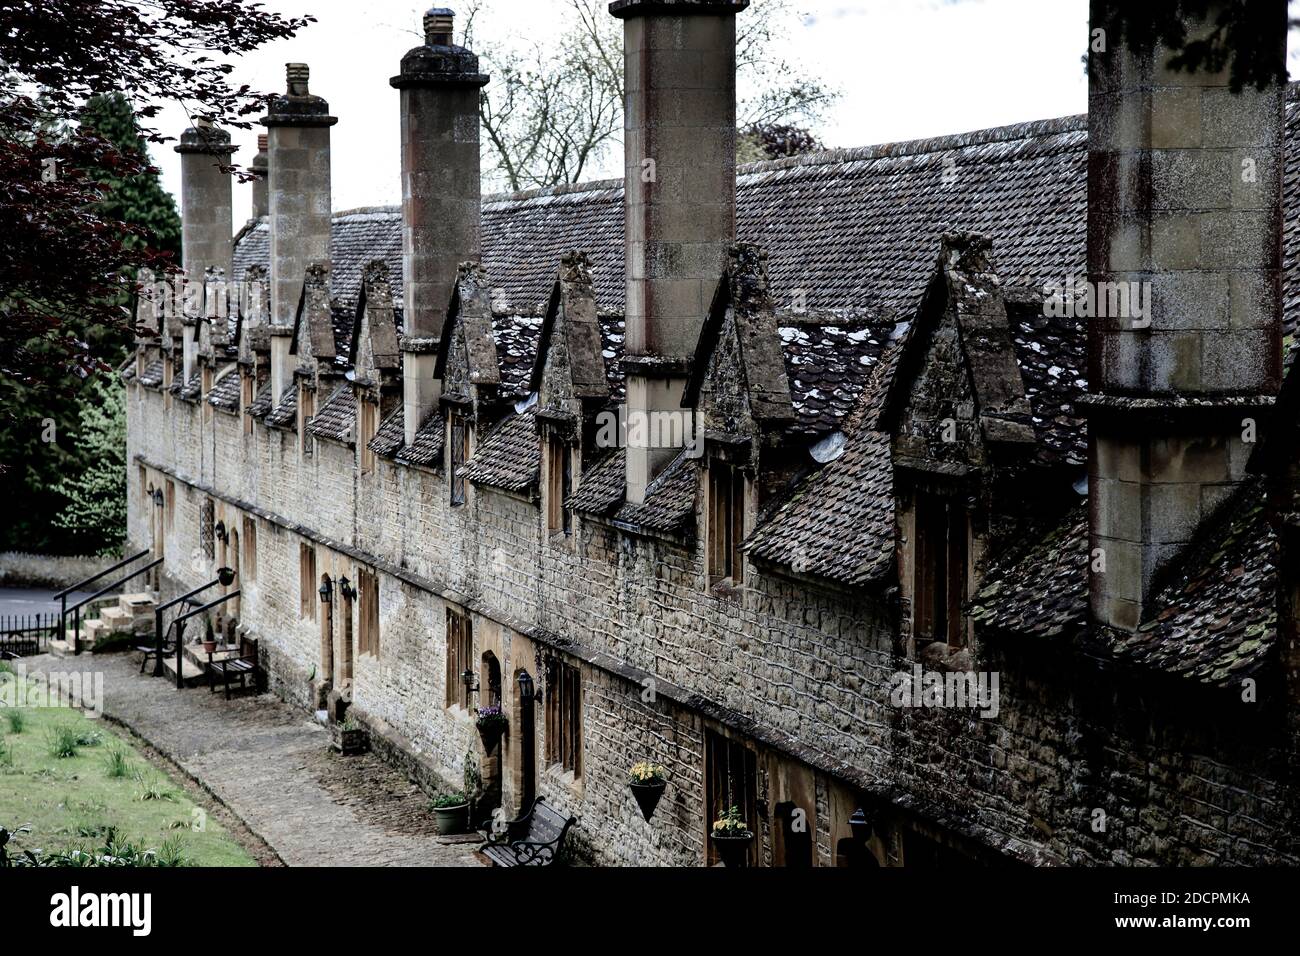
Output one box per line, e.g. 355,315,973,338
147,0,1300,223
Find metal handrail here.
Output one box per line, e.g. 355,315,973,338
56,548,152,653
150,572,235,678
171,590,241,689
63,557,163,655
54,548,151,599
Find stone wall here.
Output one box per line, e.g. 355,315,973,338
125,372,1300,867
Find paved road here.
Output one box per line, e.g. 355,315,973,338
0,587,91,618
25,651,483,867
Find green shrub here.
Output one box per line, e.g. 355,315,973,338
46,725,81,759
132,772,174,802
102,746,132,779
431,791,467,809
4,709,25,734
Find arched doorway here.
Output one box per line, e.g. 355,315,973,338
338,580,354,686
228,528,240,622
479,651,503,815
318,573,334,698
511,667,538,813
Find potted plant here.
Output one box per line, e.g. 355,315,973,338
475,705,507,752
710,806,754,867
202,619,217,656
628,761,667,822
334,716,367,756
431,792,469,835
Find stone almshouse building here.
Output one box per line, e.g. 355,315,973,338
124,2,1300,865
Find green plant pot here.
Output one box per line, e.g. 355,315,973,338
434,802,470,835
710,830,753,868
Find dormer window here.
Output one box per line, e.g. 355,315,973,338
913,488,968,649
450,411,470,506
546,434,573,537
708,460,745,588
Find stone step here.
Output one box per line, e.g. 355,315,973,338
48,639,71,658
161,651,206,687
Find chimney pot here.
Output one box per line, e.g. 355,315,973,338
424,7,455,45
257,133,268,151
286,62,310,95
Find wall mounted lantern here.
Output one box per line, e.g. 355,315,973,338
319,578,333,603
338,576,356,601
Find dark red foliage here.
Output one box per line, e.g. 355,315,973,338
0,0,313,418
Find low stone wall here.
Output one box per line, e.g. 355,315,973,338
0,552,121,590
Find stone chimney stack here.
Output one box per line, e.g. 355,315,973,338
175,121,234,383
391,8,489,445
250,134,269,220
613,0,748,503
262,62,336,409
1085,1,1285,631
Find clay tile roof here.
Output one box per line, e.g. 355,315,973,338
395,410,445,469
780,321,895,435
968,504,1089,639
745,427,895,586
492,314,543,400
207,368,241,413
137,357,165,390
1008,301,1087,469
566,448,626,516
307,384,355,444
175,373,201,402
262,384,298,430
245,380,274,419
613,450,699,534
1110,480,1278,689
369,406,406,460
462,410,541,492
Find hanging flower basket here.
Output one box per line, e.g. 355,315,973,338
710,806,753,867
628,761,668,822
475,705,508,752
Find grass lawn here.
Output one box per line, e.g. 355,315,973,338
0,676,256,866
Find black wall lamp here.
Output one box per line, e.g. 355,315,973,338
151,488,165,508
319,577,333,604
214,520,229,543
462,668,479,694
338,576,356,601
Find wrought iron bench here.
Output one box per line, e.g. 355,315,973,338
480,798,576,867
136,633,175,674
206,637,260,700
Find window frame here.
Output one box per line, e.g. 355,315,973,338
545,658,582,778
449,411,470,506
546,434,573,537
299,542,317,621
445,606,473,711
912,488,968,650
707,460,746,588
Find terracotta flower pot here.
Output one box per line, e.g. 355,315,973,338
202,641,217,655
710,830,753,868
630,780,666,822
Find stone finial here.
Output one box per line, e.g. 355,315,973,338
424,7,455,45
286,63,310,95
559,250,593,285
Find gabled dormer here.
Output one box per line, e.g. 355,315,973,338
878,232,1033,664
237,265,270,436
879,232,1034,473
436,261,501,410
684,243,795,592
435,262,501,506
349,260,402,473
531,251,610,542
289,262,336,454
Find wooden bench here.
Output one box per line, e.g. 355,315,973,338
136,635,175,674
480,798,576,867
206,637,260,700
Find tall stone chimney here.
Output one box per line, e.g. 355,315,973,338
391,8,488,445
175,121,234,384
612,0,748,503
250,134,269,220
1086,1,1285,631
262,63,336,409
